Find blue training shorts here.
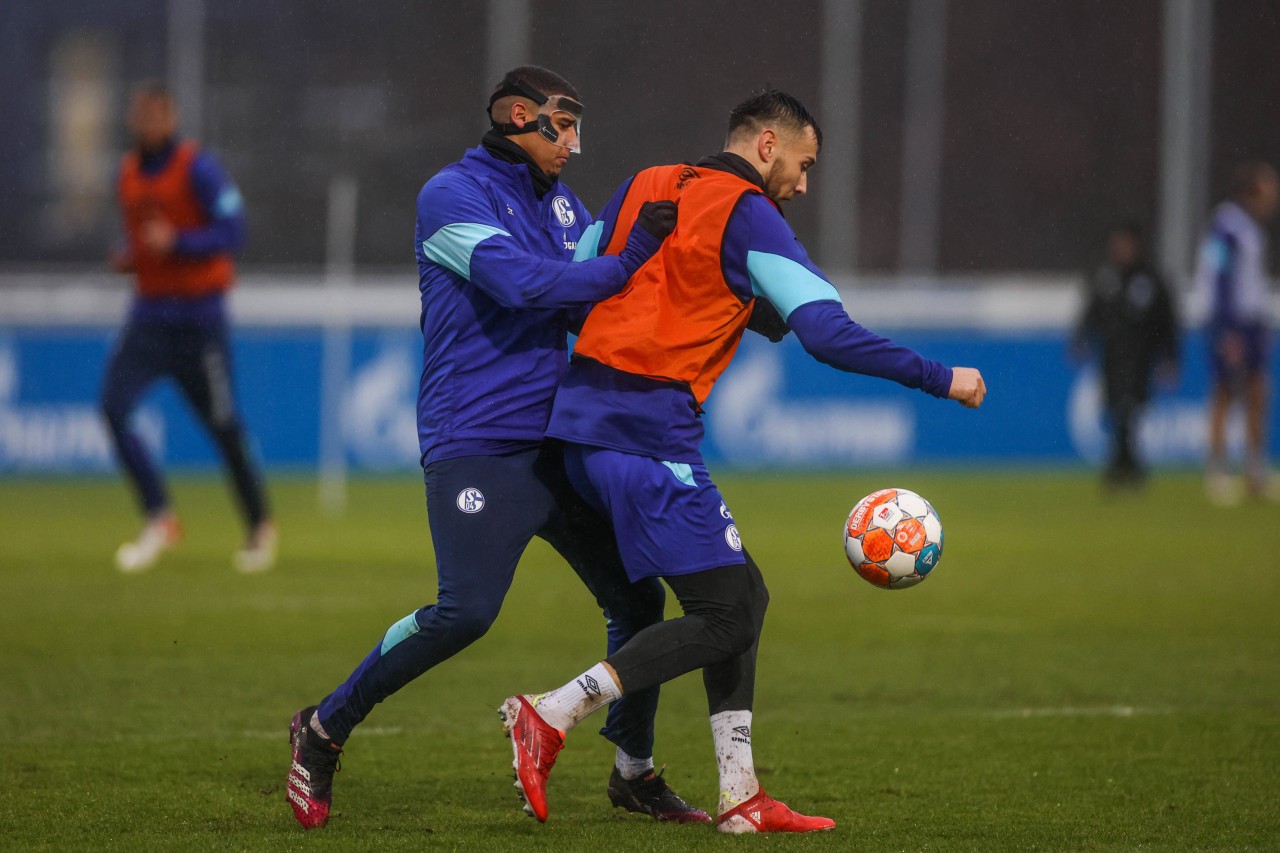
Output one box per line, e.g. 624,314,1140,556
1211,322,1271,385
561,443,746,582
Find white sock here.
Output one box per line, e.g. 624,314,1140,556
1245,452,1269,486
531,662,621,734
309,710,331,741
710,709,759,814
616,747,655,780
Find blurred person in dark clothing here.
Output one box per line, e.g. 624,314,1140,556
1073,223,1179,488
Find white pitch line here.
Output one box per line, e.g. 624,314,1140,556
981,705,1174,720
241,726,403,739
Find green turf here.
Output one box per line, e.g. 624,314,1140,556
1,471,1277,851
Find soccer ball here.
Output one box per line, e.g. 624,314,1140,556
844,488,943,589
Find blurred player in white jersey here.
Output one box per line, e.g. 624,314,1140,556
1193,161,1278,503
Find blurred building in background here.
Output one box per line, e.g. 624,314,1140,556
3,0,1278,279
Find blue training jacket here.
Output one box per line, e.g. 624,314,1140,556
413,145,634,465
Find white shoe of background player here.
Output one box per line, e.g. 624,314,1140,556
115,513,183,573
1205,469,1242,507
234,520,277,573
1246,469,1279,503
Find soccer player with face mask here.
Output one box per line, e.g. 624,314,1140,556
499,90,986,834
285,66,706,829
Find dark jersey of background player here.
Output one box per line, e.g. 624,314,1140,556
284,65,707,831
1074,224,1179,488
102,80,273,574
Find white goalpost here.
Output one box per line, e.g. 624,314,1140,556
318,174,358,515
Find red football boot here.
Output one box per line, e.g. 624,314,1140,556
499,695,564,822
717,789,836,834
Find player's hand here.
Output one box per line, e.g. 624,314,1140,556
107,247,135,273
747,296,790,342
634,200,678,240
948,366,986,409
1217,332,1245,369
618,201,678,277
140,219,177,255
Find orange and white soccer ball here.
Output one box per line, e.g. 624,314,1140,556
844,488,943,589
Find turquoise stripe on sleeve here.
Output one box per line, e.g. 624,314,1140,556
660,460,695,486
746,250,841,320
1211,234,1231,274
573,220,604,261
422,222,510,280
214,186,243,217
380,612,421,655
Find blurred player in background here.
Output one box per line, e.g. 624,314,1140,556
1193,161,1278,504
285,66,707,830
498,89,986,834
103,80,275,573
1073,223,1179,489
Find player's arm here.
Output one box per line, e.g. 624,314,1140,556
1071,268,1104,358
1152,270,1180,367
419,173,673,310
699,190,790,342
108,164,135,273
1195,230,1242,330
571,177,632,263
561,190,612,333
738,194,984,407
170,150,248,257
563,178,645,332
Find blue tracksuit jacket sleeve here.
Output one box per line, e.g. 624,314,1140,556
564,177,633,330
172,149,247,257
732,193,953,398
572,177,634,262
419,172,629,309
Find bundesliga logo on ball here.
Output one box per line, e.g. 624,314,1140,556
844,488,943,589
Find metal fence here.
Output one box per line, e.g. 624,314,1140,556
4,0,1278,279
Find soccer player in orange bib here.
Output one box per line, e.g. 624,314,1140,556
103,81,274,573
500,90,985,833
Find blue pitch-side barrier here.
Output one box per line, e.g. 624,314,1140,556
0,325,1276,473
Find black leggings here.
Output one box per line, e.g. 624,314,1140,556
605,551,769,715
101,316,269,528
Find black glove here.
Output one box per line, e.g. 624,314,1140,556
618,200,678,277
747,297,791,342
634,200,678,240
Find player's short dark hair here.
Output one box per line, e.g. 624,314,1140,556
1231,160,1277,200
490,65,579,105
131,78,174,102
726,89,823,150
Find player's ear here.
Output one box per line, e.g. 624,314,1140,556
510,99,532,129
757,128,777,163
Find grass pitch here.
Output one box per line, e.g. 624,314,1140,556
1,471,1277,851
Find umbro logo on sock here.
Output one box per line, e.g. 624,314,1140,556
577,674,601,696
731,725,751,745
